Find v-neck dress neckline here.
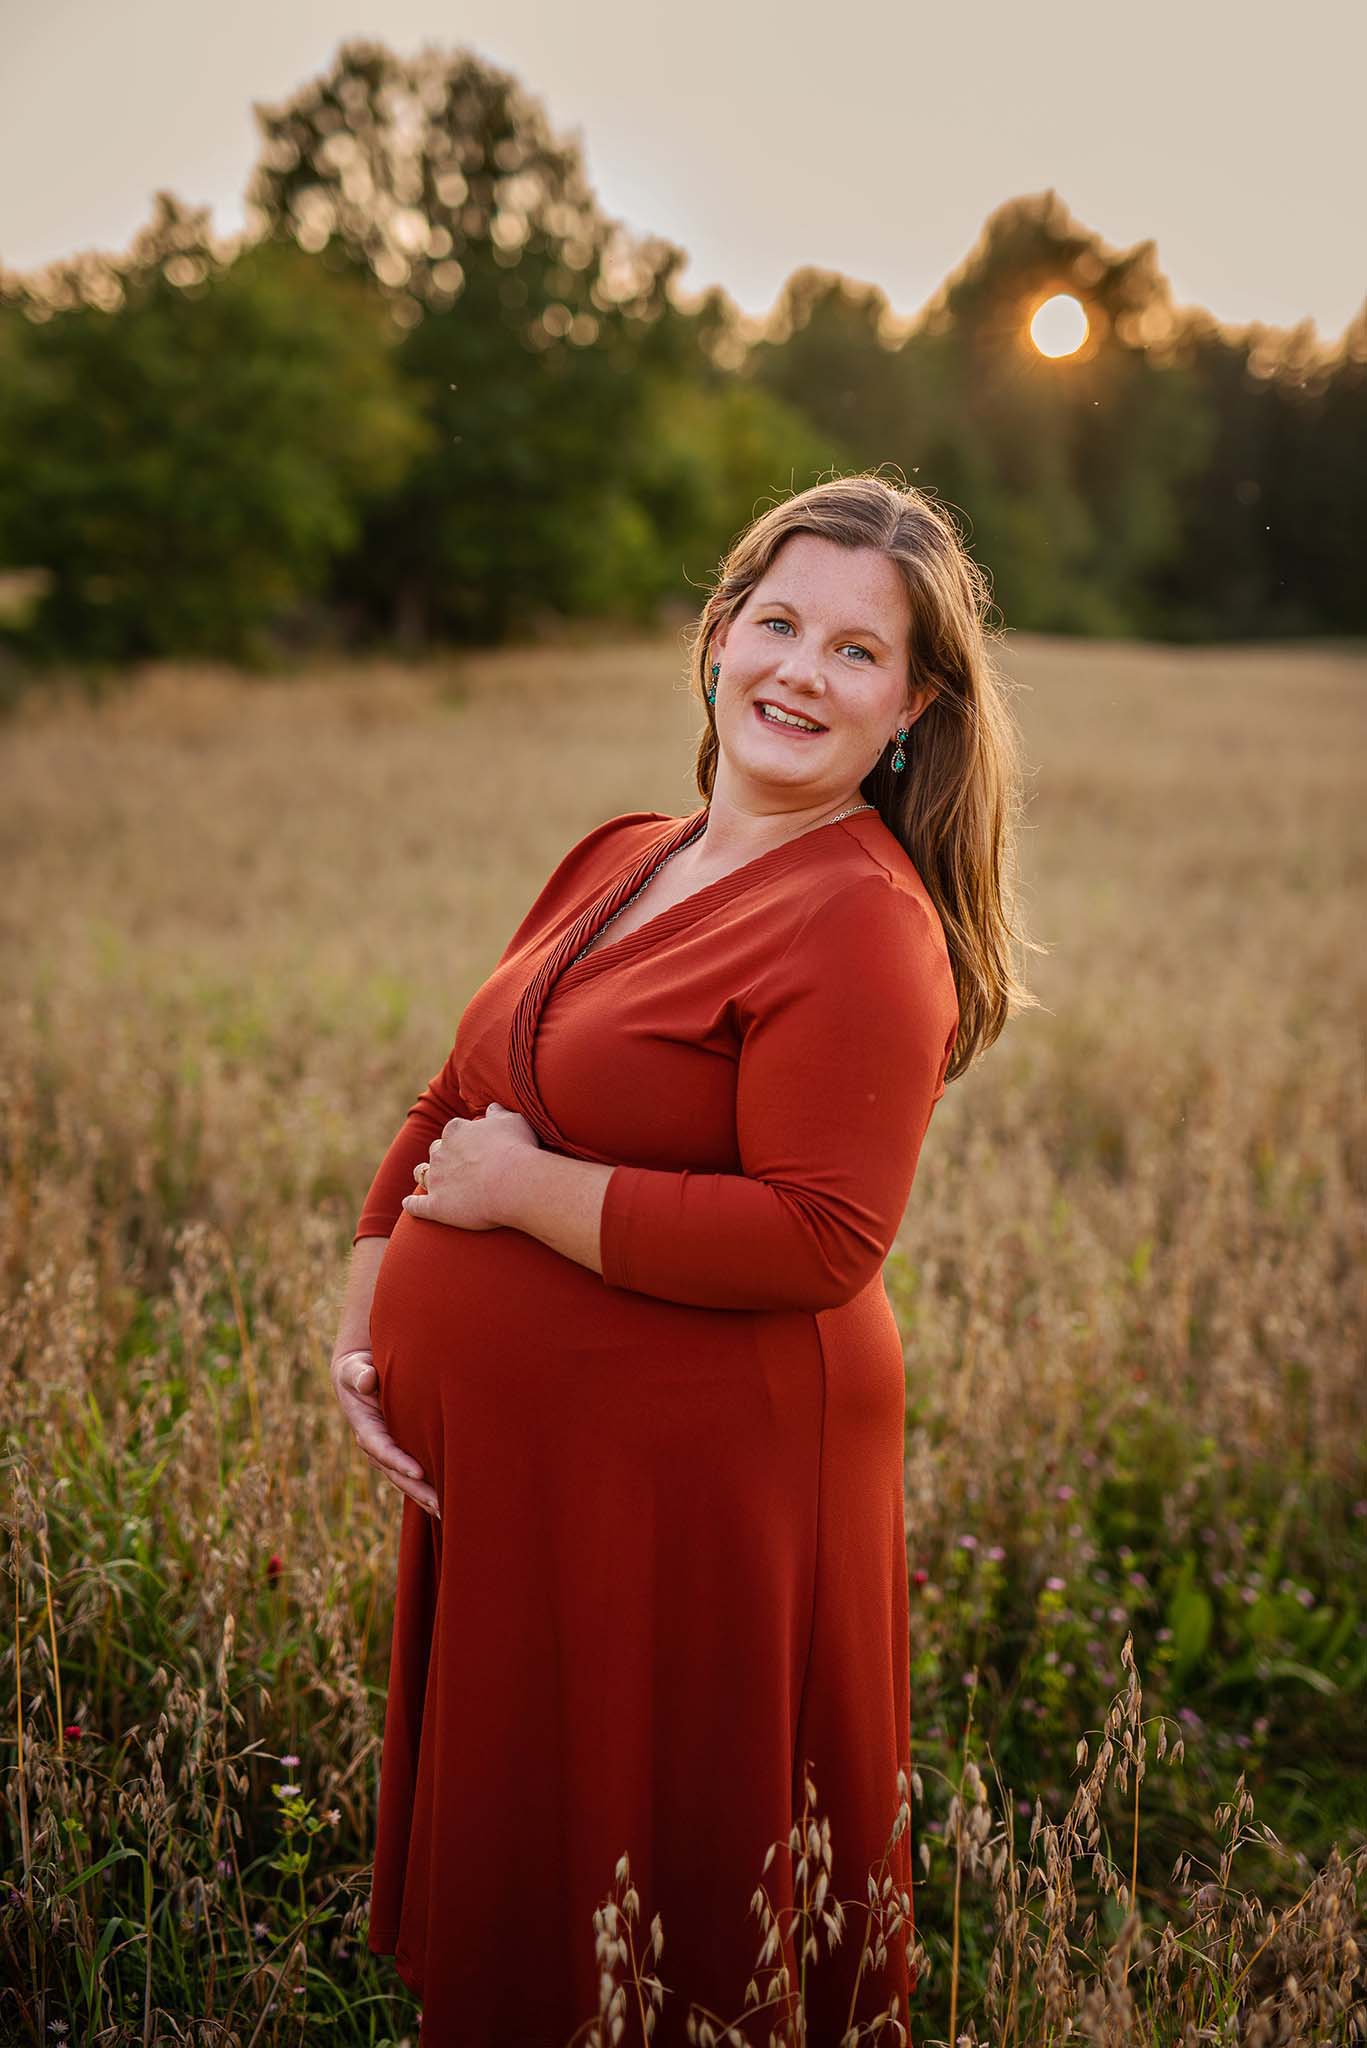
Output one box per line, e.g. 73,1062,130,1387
561,803,877,983
505,802,878,1155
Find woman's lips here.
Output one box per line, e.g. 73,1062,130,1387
752,702,827,738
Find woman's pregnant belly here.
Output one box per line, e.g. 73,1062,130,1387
367,1210,834,1532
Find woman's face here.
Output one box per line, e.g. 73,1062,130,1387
712,533,933,811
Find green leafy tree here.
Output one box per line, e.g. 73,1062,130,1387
1151,304,1367,638
631,369,848,602
1271,302,1367,634
745,270,910,464
0,196,428,663
245,40,700,643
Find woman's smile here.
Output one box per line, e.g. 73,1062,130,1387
753,699,828,738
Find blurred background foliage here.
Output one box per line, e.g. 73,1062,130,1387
0,36,1363,669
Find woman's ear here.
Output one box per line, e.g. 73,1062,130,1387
904,681,937,727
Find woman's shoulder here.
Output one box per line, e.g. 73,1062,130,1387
824,811,950,948
502,810,675,935
553,809,680,886
836,806,932,889
582,808,680,849
778,861,949,974
744,816,957,1027
491,811,678,967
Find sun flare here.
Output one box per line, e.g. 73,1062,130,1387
1030,293,1089,358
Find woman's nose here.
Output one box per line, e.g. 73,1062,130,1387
773,650,825,697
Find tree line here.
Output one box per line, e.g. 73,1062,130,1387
1,39,1362,667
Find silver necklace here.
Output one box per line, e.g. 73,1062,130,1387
570,800,876,967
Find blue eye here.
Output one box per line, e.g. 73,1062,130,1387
760,617,873,661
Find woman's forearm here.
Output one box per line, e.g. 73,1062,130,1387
497,1150,614,1275
332,1234,390,1358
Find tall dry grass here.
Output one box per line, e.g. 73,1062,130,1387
1,632,1365,2042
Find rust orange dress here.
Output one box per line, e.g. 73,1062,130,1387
354,803,959,2047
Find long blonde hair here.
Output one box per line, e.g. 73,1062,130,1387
687,471,1040,1080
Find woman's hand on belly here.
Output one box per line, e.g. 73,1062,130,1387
402,1100,541,1231
330,1346,441,1519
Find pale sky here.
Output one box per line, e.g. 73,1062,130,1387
3,0,1362,344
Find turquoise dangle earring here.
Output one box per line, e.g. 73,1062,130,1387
707,661,719,707
891,726,909,772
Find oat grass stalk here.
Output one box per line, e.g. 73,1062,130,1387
10,1528,37,1998
571,1852,666,2046
216,1225,263,1458
947,1670,979,2048
218,1875,351,2039
979,1746,1025,2048
38,1532,64,1764
573,1768,913,2047
840,1767,913,2043
1225,1869,1321,2003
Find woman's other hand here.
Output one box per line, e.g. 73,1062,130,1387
331,1346,440,1519
401,1100,541,1230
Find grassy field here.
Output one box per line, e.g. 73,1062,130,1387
2,631,1365,2043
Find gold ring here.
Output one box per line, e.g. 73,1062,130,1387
414,1162,430,1190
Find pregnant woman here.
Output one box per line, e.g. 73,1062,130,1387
330,474,1025,2046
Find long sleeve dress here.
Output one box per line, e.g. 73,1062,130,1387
353,803,959,2048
